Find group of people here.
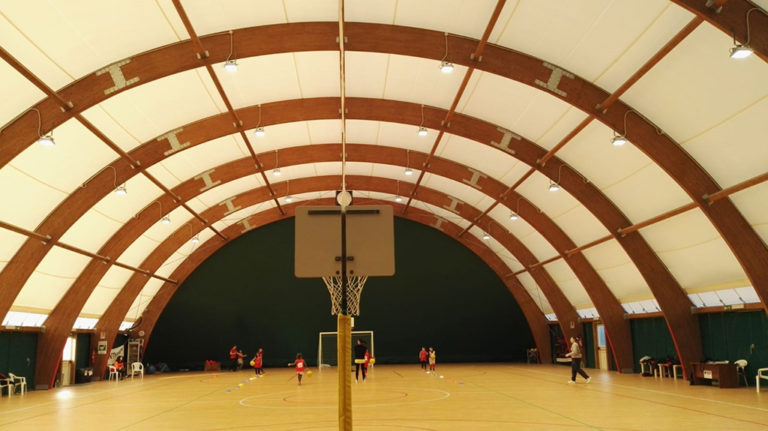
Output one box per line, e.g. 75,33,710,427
228,345,264,375
418,346,436,371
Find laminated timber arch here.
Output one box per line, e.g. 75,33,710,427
0,22,765,300
6,8,768,382
11,97,702,383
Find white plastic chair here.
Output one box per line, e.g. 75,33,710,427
0,376,13,397
108,365,119,382
8,373,27,395
130,362,144,380
734,359,748,387
756,367,768,392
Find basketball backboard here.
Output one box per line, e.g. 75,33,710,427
295,205,395,278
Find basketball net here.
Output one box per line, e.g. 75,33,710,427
322,275,368,316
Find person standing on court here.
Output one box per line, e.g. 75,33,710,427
289,353,307,385
428,347,436,372
253,348,264,375
354,339,368,382
565,336,590,384
419,346,428,370
229,345,238,372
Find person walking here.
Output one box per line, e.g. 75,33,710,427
289,353,307,385
354,339,368,382
428,347,436,372
419,347,428,371
565,336,590,384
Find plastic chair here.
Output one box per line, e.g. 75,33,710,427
734,359,748,387
108,365,119,382
756,367,768,392
130,362,144,380
0,376,13,397
8,373,27,395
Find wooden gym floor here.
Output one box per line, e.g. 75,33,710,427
1,363,767,430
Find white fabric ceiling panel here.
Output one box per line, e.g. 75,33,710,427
115,234,167,269
0,230,26,266
730,183,768,246
252,121,310,150
217,53,303,108
593,5,693,93
142,205,195,244
395,0,498,40
148,136,248,187
640,209,747,290
13,245,91,311
345,120,383,146
551,203,610,248
582,240,650,301
600,161,691,224
543,259,590,308
123,279,165,322
512,224,559,263
81,286,119,317
284,0,337,22
369,164,417,187
533,107,591,152
496,158,536,189
58,207,122,253
0,61,45,127
79,106,144,152
177,0,288,36
519,171,581,219
459,72,548,139
96,69,223,144
318,161,373,178
92,174,164,224
1,1,179,81
420,174,487,209
12,119,117,194
375,122,436,154
191,176,263,211
81,265,134,315
294,52,342,99
498,252,524,274
515,271,547,313
436,134,515,181
156,251,188,279
346,52,389,99
0,164,67,230
623,25,768,143
383,55,466,110
347,0,396,24
683,97,768,187
307,119,342,144
489,205,537,240
0,10,72,90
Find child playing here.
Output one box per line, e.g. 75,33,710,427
419,347,428,371
428,347,436,372
289,353,307,385
251,348,263,375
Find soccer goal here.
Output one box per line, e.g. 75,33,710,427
318,330,374,369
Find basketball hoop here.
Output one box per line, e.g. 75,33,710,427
323,275,368,316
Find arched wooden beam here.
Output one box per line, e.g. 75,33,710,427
8,98,677,379
1,22,764,315
91,194,552,380
672,0,768,62
32,139,640,386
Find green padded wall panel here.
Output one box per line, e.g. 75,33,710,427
698,311,768,385
631,317,676,373
0,332,37,387
146,218,534,370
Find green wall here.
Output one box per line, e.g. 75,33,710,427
146,217,534,370
0,332,37,387
630,317,676,373
699,311,768,384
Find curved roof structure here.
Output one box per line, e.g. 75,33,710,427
1,0,767,387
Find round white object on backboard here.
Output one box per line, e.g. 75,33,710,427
337,190,352,206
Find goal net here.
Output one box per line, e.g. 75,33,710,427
318,330,374,369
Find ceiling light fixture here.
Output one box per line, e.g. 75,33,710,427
223,30,238,71
254,104,265,137
417,104,428,136
161,215,171,225
134,200,171,226
404,150,414,175
440,32,454,73
729,8,764,59
547,164,589,193
272,150,281,176
548,181,560,192
115,183,127,196
31,108,55,146
395,196,403,203
610,109,663,147
482,232,491,240
192,234,199,244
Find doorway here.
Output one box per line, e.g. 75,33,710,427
595,324,608,370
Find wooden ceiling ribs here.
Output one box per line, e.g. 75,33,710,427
92,194,552,381
169,0,284,215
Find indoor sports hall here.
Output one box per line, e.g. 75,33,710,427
1,1,768,430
